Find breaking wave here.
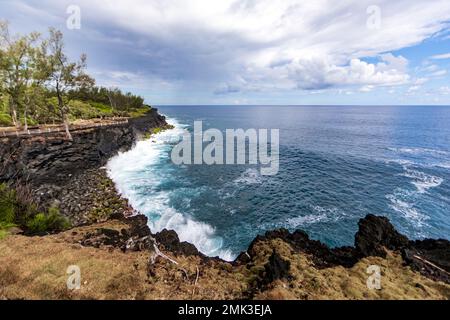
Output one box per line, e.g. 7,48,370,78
107,117,234,261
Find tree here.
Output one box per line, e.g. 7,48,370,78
22,36,51,130
0,21,41,128
46,28,94,139
106,87,123,113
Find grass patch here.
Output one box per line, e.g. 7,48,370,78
0,229,9,240
143,124,175,140
129,106,151,118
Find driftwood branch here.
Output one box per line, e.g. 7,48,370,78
191,266,200,297
413,254,449,275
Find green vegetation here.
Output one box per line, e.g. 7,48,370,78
26,207,70,233
143,124,175,140
0,21,151,135
0,183,70,237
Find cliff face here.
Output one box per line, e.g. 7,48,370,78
0,109,167,225
0,109,167,185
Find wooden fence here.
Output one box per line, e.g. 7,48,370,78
0,118,129,138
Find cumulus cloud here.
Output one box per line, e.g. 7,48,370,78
3,0,450,100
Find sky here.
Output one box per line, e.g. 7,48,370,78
1,0,450,105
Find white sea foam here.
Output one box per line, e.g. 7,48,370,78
234,168,262,185
107,117,234,261
437,162,450,169
286,213,327,228
386,159,415,166
400,167,443,194
388,147,450,156
384,161,442,230
286,205,344,228
386,191,429,228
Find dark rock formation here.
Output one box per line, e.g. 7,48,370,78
403,239,450,283
237,214,450,284
240,228,358,268
125,214,152,238
354,214,409,258
0,110,166,185
0,110,167,225
154,229,203,257
81,228,124,249
262,250,292,285
79,214,153,252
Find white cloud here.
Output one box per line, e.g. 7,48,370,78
439,86,450,95
5,0,450,97
431,53,450,60
360,85,375,92
288,56,409,90
407,85,421,93
429,69,447,77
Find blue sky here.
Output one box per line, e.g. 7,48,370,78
1,0,450,105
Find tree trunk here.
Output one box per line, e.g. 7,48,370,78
23,97,29,131
10,101,20,129
24,108,28,131
63,118,72,141
57,92,72,141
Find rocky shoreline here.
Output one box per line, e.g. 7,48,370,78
1,109,449,299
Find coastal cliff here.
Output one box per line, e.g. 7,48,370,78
0,110,449,300
0,109,167,225
0,108,166,184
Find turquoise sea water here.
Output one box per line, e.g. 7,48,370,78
108,105,450,260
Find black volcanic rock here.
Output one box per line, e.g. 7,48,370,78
0,110,167,185
403,239,450,283
154,229,202,257
81,228,124,248
237,214,449,284
126,214,151,238
354,214,409,258
262,250,291,285
240,228,358,268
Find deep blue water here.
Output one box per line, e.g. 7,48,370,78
108,105,450,260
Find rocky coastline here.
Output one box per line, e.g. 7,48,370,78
0,109,449,299
0,109,166,225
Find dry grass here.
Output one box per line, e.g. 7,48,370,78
252,239,450,300
0,224,449,300
0,221,245,300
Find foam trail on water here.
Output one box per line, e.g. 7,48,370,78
401,167,443,194
107,117,234,261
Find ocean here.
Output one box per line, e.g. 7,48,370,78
107,105,450,261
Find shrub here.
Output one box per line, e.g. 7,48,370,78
69,100,100,119
0,184,70,235
89,101,113,116
0,183,16,224
26,207,70,233
0,113,13,126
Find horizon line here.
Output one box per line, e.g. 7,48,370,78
154,104,450,107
